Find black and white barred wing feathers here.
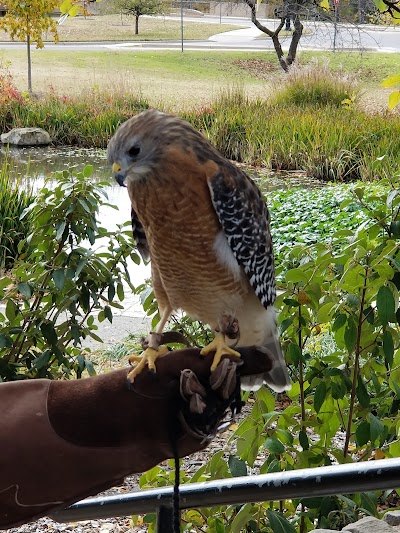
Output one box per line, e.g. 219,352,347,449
207,167,276,308
131,206,150,263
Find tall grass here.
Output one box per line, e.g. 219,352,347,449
188,87,400,181
271,59,360,108
0,156,34,271
1,63,400,180
2,84,149,148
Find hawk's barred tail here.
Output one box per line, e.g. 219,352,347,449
240,341,291,393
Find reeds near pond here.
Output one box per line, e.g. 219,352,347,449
0,156,34,271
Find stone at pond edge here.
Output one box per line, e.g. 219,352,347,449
384,510,400,526
1,127,51,146
308,530,338,532
343,516,394,532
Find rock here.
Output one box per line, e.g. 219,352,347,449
1,127,51,146
343,516,394,532
384,510,400,526
99,523,115,533
308,530,338,532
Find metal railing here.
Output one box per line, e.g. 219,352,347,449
51,458,400,532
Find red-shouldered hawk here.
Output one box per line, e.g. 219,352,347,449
107,109,291,392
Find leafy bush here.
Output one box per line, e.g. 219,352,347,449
0,166,139,381
0,155,34,271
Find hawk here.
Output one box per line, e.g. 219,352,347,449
107,109,291,392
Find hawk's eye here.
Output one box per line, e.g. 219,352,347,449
128,145,140,158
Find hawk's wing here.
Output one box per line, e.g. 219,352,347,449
131,206,150,262
207,165,276,309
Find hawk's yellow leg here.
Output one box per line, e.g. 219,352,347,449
200,332,241,371
127,346,169,382
127,306,172,382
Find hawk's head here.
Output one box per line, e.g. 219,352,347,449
107,109,220,187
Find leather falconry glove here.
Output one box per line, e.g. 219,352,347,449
0,341,274,530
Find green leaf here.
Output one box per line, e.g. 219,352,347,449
231,503,253,532
383,329,394,366
34,350,51,370
104,305,113,323
17,281,32,299
0,334,12,349
55,220,66,241
108,283,115,301
40,322,58,346
332,314,347,332
255,386,276,412
287,342,301,366
314,381,327,413
267,510,297,533
83,165,93,178
317,301,335,323
344,317,357,353
5,300,18,321
355,420,370,447
53,269,65,291
285,268,308,284
117,282,124,301
356,376,370,408
264,437,285,454
85,358,96,376
377,285,396,325
390,220,400,237
228,455,247,477
299,429,309,451
369,413,384,444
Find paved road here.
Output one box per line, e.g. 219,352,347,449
0,16,399,53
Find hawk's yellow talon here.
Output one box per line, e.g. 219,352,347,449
200,333,241,371
127,346,169,382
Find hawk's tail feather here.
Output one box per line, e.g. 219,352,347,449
240,340,291,393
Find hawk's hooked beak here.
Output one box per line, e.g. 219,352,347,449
112,162,127,187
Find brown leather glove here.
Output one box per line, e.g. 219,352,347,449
0,344,273,530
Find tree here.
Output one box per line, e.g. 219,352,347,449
244,0,306,72
105,0,166,34
0,0,60,92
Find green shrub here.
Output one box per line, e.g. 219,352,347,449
0,156,33,271
0,166,139,381
272,60,360,108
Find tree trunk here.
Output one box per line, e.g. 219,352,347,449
244,0,303,72
27,33,32,93
135,15,139,34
